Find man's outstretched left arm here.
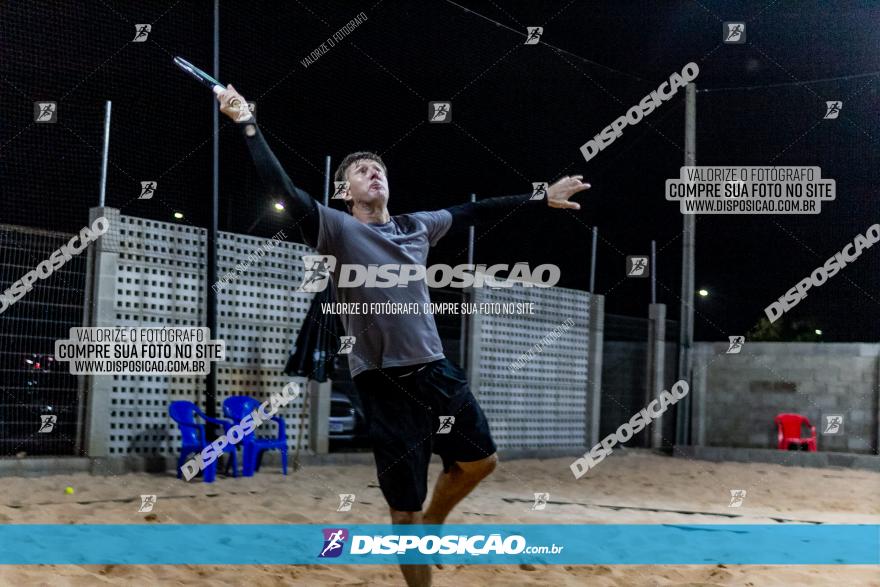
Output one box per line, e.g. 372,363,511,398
445,175,591,229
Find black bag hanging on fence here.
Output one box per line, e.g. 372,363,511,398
283,286,344,382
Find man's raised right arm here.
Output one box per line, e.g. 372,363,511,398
217,84,320,247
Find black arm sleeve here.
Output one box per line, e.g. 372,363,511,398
445,193,537,230
238,119,320,247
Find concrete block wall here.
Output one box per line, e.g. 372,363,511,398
601,341,678,447
693,342,879,454
83,208,318,458
467,285,591,450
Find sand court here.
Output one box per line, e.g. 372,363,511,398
1,451,876,585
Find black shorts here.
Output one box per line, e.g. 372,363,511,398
353,358,497,512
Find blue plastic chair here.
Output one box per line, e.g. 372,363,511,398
223,396,288,477
168,401,238,483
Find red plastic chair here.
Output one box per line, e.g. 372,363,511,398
774,413,817,452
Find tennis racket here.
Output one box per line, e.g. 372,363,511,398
173,56,241,108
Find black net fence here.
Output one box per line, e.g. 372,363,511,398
692,77,880,343
2,1,878,458
0,225,87,456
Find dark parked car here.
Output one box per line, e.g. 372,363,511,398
329,391,368,444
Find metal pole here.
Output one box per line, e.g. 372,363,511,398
461,193,476,367
98,101,111,207
206,0,220,421
323,155,331,206
676,82,696,446
86,98,110,450
646,302,666,448
589,226,598,293
466,193,476,265
651,239,656,305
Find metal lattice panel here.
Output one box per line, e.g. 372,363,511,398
105,215,313,456
469,285,590,450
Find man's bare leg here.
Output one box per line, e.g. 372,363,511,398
388,454,497,585
390,509,431,587
423,453,497,525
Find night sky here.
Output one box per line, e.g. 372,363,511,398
2,0,878,341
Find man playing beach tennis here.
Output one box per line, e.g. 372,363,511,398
218,86,590,587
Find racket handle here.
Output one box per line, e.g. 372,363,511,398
213,84,242,109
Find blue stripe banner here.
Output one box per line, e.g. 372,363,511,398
0,524,877,565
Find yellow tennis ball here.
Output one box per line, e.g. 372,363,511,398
64,486,74,495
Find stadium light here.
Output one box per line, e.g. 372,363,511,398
697,288,709,297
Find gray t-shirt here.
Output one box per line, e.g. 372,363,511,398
316,206,453,377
